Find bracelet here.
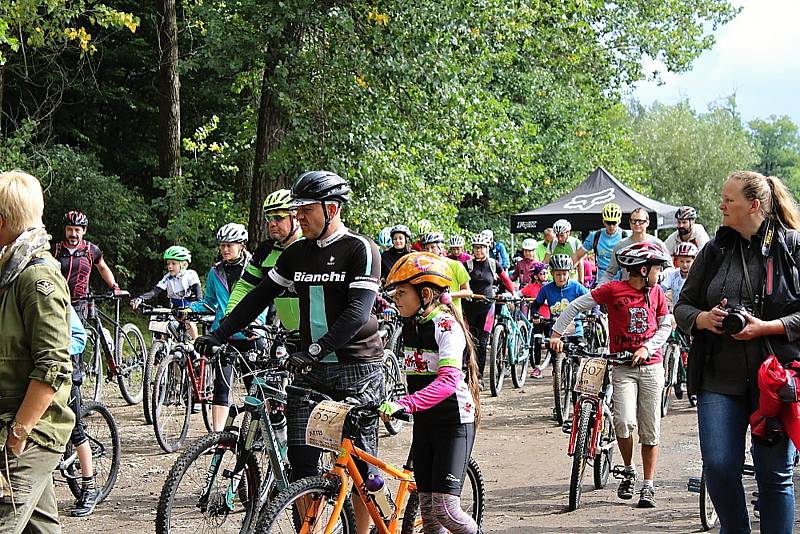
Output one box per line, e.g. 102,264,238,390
10,420,30,440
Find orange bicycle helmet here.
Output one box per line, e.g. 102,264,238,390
385,252,452,290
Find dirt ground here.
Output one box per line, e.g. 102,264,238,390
58,377,794,533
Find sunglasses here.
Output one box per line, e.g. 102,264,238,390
630,218,649,225
603,220,618,226
265,214,289,223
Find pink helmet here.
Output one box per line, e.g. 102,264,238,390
616,241,671,269
674,242,699,258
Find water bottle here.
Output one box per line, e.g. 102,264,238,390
365,473,395,520
272,411,288,459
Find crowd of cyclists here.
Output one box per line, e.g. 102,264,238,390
7,164,794,534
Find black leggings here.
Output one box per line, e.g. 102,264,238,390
413,422,475,495
69,384,87,447
463,301,491,378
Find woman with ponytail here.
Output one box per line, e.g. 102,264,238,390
675,171,800,533
380,252,482,534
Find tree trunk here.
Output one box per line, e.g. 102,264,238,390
157,0,181,179
248,46,289,246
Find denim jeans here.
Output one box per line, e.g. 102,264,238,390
697,391,796,534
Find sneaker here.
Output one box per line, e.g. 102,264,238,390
617,471,636,500
71,487,99,517
531,367,542,379
637,485,656,508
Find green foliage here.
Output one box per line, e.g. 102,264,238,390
748,115,800,180
628,98,757,232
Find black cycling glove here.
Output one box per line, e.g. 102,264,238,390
285,351,318,374
194,332,224,356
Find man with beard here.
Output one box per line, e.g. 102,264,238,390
663,206,709,260
54,211,122,319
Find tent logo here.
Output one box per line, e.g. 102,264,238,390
564,188,616,211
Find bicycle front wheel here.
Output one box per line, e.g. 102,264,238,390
152,353,191,453
254,476,356,534
383,349,406,436
510,320,530,388
117,323,147,405
81,326,104,402
699,470,718,530
568,400,593,511
552,353,572,426
64,400,121,503
144,340,169,424
489,324,508,397
156,431,261,534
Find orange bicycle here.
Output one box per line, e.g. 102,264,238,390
254,385,484,533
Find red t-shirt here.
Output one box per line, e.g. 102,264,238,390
591,281,667,364
521,282,550,318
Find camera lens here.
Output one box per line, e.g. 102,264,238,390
722,312,747,335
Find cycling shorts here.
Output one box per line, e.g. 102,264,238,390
413,422,475,495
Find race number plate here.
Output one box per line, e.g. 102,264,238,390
574,357,607,396
306,400,353,452
148,320,169,334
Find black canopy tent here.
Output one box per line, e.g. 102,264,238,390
510,167,682,233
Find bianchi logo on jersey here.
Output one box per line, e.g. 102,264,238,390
294,271,347,283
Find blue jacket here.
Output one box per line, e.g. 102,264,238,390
490,242,510,270
69,304,87,356
191,256,267,339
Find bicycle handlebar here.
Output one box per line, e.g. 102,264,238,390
284,384,413,422
72,290,130,302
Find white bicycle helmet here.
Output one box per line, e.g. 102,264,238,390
675,206,698,221
553,219,571,234
616,242,671,269
216,223,249,244
674,242,699,258
390,224,412,239
449,235,465,248
480,229,494,241
549,254,573,271
377,227,392,248
472,233,491,247
420,232,446,246
521,238,537,250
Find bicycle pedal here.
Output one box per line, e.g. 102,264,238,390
561,421,572,434
687,477,701,493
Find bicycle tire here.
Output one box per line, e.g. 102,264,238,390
699,471,718,530
592,409,613,489
117,323,147,405
568,400,593,511
552,353,572,426
152,352,191,453
382,350,406,436
661,344,677,418
200,360,215,433
64,400,121,504
489,324,508,397
81,326,104,403
156,431,261,534
253,476,356,534
143,340,168,424
400,456,485,534
510,320,529,388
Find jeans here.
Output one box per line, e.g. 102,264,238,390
697,391,796,534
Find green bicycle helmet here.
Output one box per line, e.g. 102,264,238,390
263,189,293,214
164,245,192,263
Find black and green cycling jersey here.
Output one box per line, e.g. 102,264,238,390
225,238,300,329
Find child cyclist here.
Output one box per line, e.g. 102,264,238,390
549,242,673,508
533,254,588,339
380,252,482,534
130,245,202,338
660,241,698,310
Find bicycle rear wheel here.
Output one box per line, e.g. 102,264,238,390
144,340,168,424
156,431,261,534
254,476,356,534
200,360,215,433
552,353,572,426
489,324,508,397
80,326,104,403
152,352,191,453
699,471,718,530
64,401,121,503
593,408,614,489
401,456,485,533
568,400,593,511
117,323,147,405
661,344,678,418
510,321,530,388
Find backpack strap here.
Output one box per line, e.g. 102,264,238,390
466,259,474,272
592,230,601,258
488,258,498,280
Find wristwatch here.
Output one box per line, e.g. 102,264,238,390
10,420,30,440
308,343,322,357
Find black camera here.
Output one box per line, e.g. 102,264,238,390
721,305,751,335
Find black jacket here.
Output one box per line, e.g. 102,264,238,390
675,221,800,396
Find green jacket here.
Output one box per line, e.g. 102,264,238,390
0,251,74,453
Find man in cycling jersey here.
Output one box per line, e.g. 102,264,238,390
576,202,630,285
54,211,123,319
663,206,709,258
225,188,302,329
196,171,383,534
599,208,670,285
544,219,586,284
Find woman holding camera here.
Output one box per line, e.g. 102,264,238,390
675,171,800,534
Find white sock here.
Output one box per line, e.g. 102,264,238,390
643,479,653,488
624,464,636,474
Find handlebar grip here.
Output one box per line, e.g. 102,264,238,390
392,409,412,422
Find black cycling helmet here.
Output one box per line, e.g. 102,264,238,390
64,210,88,227
289,171,351,208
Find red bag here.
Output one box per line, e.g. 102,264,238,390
749,355,800,448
